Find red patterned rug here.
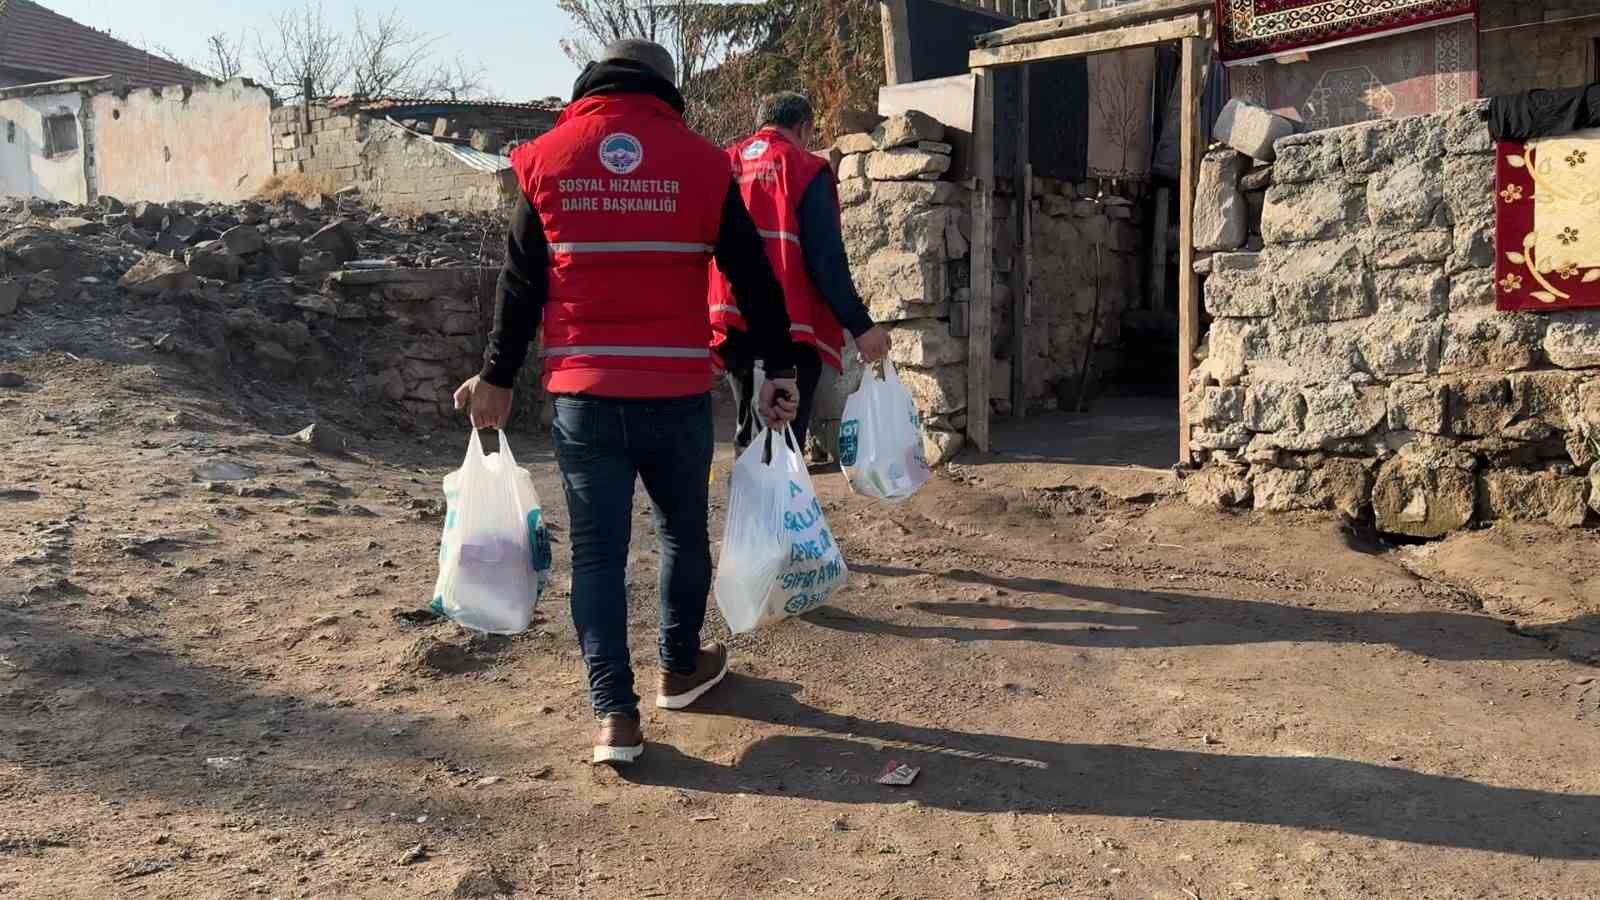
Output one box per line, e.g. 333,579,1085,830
1216,0,1477,64
1496,131,1600,313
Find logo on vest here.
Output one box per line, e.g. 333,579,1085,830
599,133,644,175
741,139,769,161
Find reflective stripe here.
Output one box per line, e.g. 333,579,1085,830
710,304,742,316
791,324,845,368
759,228,801,245
547,241,713,254
544,345,711,359
790,323,816,336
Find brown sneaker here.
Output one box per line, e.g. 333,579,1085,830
656,642,730,710
592,713,644,765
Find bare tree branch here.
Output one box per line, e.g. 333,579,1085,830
254,0,350,100
348,7,441,98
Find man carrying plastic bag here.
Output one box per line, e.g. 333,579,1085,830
716,427,849,633
839,360,932,502
452,40,800,766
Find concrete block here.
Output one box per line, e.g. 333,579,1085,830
1214,99,1297,162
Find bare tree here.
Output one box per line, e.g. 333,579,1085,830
255,0,350,100
556,0,670,68
422,54,492,101
156,32,245,82
556,0,754,92
347,7,442,98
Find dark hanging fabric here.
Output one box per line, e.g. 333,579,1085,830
1028,58,1089,182
1152,53,1230,182
1486,83,1600,142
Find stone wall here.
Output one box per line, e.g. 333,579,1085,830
810,112,970,465
315,267,517,420
268,104,517,214
1185,102,1600,534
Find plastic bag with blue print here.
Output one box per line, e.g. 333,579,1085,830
429,429,550,634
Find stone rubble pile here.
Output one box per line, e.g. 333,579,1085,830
1186,101,1600,533
0,192,509,421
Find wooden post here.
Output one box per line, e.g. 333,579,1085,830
1176,36,1204,465
1011,68,1031,419
969,67,996,453
879,0,914,86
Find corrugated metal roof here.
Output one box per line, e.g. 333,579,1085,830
381,116,512,173
0,0,204,89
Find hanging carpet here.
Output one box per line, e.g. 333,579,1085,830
1215,0,1477,64
1496,128,1600,312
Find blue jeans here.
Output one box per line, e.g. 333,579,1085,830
551,393,715,718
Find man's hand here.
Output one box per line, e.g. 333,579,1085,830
760,377,800,429
855,326,890,365
453,375,514,429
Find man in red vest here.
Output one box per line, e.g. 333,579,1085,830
453,40,799,766
710,92,890,454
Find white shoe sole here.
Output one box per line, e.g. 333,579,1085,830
593,743,644,765
655,656,730,710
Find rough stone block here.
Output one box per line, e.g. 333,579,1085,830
1194,149,1249,252
1205,319,1270,383
1204,259,1273,318
898,364,967,415
1561,379,1600,468
1367,158,1443,230
1252,467,1314,511
1545,318,1600,369
1272,133,1340,184
1300,382,1386,446
1243,380,1305,433
1192,425,1253,450
1387,379,1447,434
1373,229,1451,269
118,253,194,296
1309,458,1376,518
887,319,964,367
872,111,945,150
185,248,243,282
838,153,868,181
1478,471,1591,527
1375,266,1448,319
1442,154,1496,226
1240,163,1274,192
1188,386,1246,430
1256,322,1365,385
1447,220,1495,274
1272,242,1373,325
1186,467,1253,508
1213,99,1297,162
1448,268,1496,310
1361,316,1442,376
1260,180,1363,244
1443,100,1494,156
1445,376,1514,438
1373,457,1477,538
1438,311,1542,373
1507,371,1580,431
866,148,952,181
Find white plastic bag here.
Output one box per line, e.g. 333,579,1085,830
839,359,932,501
715,427,849,633
429,429,551,634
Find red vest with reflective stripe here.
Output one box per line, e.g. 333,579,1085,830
708,128,847,371
514,93,729,398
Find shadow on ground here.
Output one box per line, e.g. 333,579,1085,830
623,675,1600,859
821,563,1563,663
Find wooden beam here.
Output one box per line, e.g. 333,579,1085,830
975,0,1211,48
879,0,914,86
969,13,1205,68
1176,35,1206,466
968,67,996,453
1011,71,1031,420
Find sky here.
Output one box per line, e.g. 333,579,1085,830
45,0,580,101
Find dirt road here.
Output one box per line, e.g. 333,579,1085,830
3,352,1599,899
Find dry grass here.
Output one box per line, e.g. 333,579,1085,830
254,173,338,204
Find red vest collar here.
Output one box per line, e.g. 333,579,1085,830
556,93,683,127
751,127,800,150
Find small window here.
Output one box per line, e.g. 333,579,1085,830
43,113,78,158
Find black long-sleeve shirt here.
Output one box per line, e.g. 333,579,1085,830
479,181,796,389
795,171,874,338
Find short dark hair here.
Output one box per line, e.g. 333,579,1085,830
757,92,814,132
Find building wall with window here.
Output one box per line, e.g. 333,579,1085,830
0,89,86,203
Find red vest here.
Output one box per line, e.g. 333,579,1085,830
513,93,729,398
708,128,847,371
